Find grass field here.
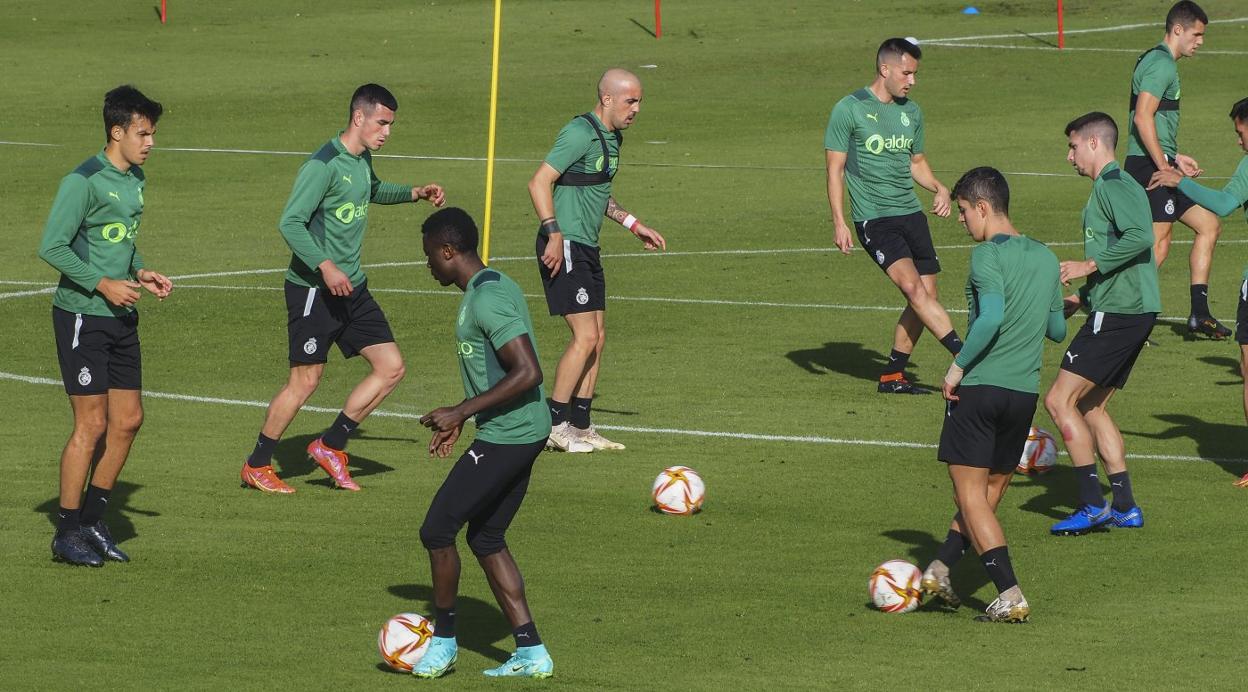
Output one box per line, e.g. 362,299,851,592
3,0,1248,688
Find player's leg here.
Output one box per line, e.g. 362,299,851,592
1152,221,1174,268
1044,369,1112,535
53,394,108,566
547,311,597,453
241,363,323,494
1239,341,1248,488
573,310,624,450
1180,204,1231,338
78,388,143,562
1077,386,1140,527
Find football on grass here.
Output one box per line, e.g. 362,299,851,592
1017,426,1058,475
652,465,705,515
869,560,923,613
378,613,434,672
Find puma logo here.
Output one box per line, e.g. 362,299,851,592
1065,351,1079,364
468,450,485,465
865,113,879,122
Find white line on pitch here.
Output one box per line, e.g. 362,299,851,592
926,16,1248,43
924,41,1248,56
0,370,1239,464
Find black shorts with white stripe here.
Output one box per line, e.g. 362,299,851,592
52,306,141,395
1059,311,1156,390
284,279,394,364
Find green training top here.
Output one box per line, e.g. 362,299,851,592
279,134,413,288
825,87,925,222
455,268,551,445
38,150,148,317
1127,43,1181,159
1079,162,1161,314
1177,156,1248,279
544,113,620,247
956,235,1063,394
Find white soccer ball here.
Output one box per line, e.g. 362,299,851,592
378,613,435,672
1017,426,1058,475
869,560,923,613
652,465,705,515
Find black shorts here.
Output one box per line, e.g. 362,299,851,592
1060,311,1156,389
52,306,141,395
420,438,546,557
284,280,394,364
854,211,940,275
1236,279,1248,345
536,232,606,316
938,384,1038,472
1124,155,1196,223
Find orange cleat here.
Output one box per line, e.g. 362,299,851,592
307,437,360,491
1235,472,1248,488
240,461,296,494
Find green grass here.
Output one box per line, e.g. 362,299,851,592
3,0,1248,688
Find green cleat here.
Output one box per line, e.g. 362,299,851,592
483,645,554,679
412,637,457,679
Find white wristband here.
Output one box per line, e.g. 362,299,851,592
622,214,638,231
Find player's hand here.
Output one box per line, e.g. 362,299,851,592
540,232,564,278
833,221,854,255
1174,153,1203,178
932,186,952,218
98,277,142,308
136,269,173,300
631,222,666,251
1147,168,1184,190
319,260,353,297
415,184,446,207
942,362,963,402
420,405,468,433
427,425,462,458
1059,259,1096,285
1063,294,1082,318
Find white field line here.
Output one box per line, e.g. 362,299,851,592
926,16,1248,43
924,41,1248,56
0,370,1239,464
0,287,55,300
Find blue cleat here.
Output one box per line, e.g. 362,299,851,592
412,636,457,679
1110,505,1144,528
1050,503,1111,536
483,644,554,679
80,521,130,562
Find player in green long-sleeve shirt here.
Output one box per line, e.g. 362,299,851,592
241,84,446,494
1047,113,1159,536
1149,97,1248,485
37,85,172,566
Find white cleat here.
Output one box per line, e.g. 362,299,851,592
547,422,594,453
576,425,625,450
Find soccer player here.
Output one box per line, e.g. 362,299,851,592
826,38,963,394
527,68,666,453
1148,97,1248,485
240,84,445,493
1124,1,1228,338
38,85,172,566
921,167,1065,623
1047,113,1160,535
413,208,554,679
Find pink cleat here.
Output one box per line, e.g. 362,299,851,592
307,437,360,491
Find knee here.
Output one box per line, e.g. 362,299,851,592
1043,391,1067,421
466,525,507,558
289,369,322,398
112,409,144,437
379,360,406,387
898,278,928,303
572,329,599,353
72,413,108,444
420,516,459,551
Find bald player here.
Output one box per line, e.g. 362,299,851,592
527,68,666,453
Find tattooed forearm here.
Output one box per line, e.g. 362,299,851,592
605,197,631,225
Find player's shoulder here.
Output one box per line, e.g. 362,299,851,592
471,268,522,297
309,139,339,165
1232,155,1248,179
130,164,146,182
70,155,106,180
560,114,596,135
833,90,868,112
895,96,922,114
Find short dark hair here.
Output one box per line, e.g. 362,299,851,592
1229,97,1248,123
348,83,398,122
1065,111,1118,149
953,167,1010,215
422,207,479,253
1166,1,1207,31
877,37,921,66
103,85,162,142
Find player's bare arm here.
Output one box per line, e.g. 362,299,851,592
605,197,665,250
135,268,173,300
910,153,951,217
528,162,564,277
825,149,853,254
97,277,142,308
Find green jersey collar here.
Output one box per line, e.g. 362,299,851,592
1096,160,1121,181
332,131,361,159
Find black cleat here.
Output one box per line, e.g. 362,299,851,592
877,375,931,395
80,521,129,562
1188,314,1232,340
52,530,104,567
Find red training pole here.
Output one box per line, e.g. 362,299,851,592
655,0,662,38
1057,0,1064,49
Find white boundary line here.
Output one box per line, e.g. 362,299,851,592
924,42,1248,56
926,16,1248,43
0,370,1237,464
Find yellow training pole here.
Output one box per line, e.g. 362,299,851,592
481,0,503,265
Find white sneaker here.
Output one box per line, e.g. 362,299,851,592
547,422,593,453
975,591,1030,623
576,425,625,450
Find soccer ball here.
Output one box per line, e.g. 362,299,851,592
378,613,434,672
652,465,705,515
869,560,923,613
1017,426,1058,475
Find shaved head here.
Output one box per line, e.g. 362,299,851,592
598,68,640,100
594,68,644,131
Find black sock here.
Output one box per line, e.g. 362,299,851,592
570,397,593,429
57,506,80,534
935,528,971,567
248,433,278,468
434,605,456,638
979,546,1019,593
321,411,359,451
548,398,568,426
1190,284,1210,317
512,621,542,648
1076,466,1105,508
939,330,963,355
882,349,910,376
1108,471,1136,511
79,484,111,525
